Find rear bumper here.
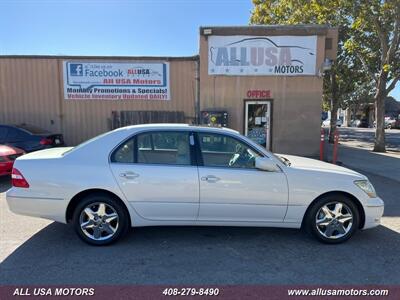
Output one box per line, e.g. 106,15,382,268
6,190,67,223
362,197,384,229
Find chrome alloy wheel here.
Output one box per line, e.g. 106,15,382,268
79,202,119,241
315,202,353,239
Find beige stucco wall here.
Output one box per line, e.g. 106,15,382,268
0,57,197,145
199,28,336,156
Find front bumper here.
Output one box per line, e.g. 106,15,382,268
362,197,384,229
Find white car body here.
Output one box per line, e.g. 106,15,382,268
6,124,383,236
322,119,343,127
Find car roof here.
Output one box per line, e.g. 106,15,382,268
114,123,239,134
64,123,244,159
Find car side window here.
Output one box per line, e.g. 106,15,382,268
111,138,135,163
0,127,7,142
6,128,28,141
198,132,260,169
137,131,191,165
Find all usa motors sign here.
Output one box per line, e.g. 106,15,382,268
63,61,170,100
208,35,317,76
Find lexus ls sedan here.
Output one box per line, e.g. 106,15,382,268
6,124,384,245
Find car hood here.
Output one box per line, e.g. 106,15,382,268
277,154,366,179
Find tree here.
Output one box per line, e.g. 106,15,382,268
251,0,400,151
343,0,400,152
322,48,367,134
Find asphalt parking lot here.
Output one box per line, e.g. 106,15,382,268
1,169,400,285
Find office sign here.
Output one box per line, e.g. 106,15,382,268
63,61,170,100
246,90,271,98
208,35,317,76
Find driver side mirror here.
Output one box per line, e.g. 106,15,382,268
255,157,280,172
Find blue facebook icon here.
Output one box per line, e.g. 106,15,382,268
70,64,83,76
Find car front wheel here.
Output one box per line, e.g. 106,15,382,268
305,195,360,244
72,193,129,246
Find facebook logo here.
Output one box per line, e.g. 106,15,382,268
69,64,83,76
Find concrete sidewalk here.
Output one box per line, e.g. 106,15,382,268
326,144,400,183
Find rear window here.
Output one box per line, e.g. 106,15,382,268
15,124,50,134
62,131,112,156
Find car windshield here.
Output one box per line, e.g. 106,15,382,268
15,124,50,134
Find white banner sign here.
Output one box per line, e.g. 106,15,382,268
63,61,170,100
208,35,317,76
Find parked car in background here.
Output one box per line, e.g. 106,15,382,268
385,118,396,129
322,119,343,127
0,145,25,176
394,119,400,129
373,117,396,129
0,124,64,152
350,119,361,127
6,124,384,246
351,119,369,128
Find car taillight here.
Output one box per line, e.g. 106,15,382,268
40,138,52,145
11,168,30,188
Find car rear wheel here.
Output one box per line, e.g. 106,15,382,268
305,195,360,244
72,193,129,246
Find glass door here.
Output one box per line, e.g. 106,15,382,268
244,101,271,150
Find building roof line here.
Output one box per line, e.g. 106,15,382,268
200,25,338,36
0,54,200,61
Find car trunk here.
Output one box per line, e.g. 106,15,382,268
34,133,65,147
47,134,64,146
7,152,24,161
17,147,72,160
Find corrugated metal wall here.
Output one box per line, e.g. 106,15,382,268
0,58,62,133
0,57,197,145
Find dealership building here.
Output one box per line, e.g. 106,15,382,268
0,25,337,156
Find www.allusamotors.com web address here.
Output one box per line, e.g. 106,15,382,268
288,288,389,297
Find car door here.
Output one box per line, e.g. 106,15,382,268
196,131,288,222
110,130,200,221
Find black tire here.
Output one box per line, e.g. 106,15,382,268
304,194,360,244
72,193,130,246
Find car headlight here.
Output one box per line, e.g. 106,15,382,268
354,180,377,198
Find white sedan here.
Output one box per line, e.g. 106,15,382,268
6,124,384,245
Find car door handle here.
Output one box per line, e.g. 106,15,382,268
119,171,139,179
201,175,220,183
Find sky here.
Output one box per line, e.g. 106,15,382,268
0,0,399,100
